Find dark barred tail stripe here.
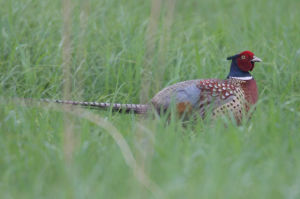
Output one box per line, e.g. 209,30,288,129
41,99,150,114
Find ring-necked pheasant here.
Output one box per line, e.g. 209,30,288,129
43,50,262,123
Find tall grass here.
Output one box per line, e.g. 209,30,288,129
0,0,300,198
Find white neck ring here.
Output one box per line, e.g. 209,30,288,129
229,76,253,80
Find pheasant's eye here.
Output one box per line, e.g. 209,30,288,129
241,55,246,60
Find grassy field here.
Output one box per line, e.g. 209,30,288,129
1,0,300,198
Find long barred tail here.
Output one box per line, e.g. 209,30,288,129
40,99,150,114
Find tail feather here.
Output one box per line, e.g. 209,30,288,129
41,99,150,114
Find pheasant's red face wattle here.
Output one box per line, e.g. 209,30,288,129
236,51,255,72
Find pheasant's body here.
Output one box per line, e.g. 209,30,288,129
151,78,258,122
41,51,262,124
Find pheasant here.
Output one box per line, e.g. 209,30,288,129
43,50,262,123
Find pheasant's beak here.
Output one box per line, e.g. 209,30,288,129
251,56,262,62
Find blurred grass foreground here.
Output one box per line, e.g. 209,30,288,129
1,0,300,198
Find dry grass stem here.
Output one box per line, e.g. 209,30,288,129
140,0,162,103
62,0,75,163
155,0,176,90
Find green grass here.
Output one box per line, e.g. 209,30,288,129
1,0,300,198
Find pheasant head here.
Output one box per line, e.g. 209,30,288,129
227,50,262,79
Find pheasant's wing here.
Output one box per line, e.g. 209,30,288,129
195,79,239,117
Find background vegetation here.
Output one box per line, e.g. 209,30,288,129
0,0,300,198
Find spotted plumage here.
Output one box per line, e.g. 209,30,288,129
41,50,262,124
